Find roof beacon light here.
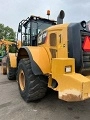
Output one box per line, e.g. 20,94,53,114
47,10,50,19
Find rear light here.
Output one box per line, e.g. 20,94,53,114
65,66,72,73
82,36,90,52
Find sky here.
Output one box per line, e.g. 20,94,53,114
0,0,90,32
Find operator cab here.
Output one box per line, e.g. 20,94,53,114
18,15,56,46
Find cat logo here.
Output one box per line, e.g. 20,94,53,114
38,31,47,45
38,35,42,44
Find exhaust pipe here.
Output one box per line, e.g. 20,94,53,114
57,10,65,24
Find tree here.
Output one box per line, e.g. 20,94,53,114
0,24,4,39
0,24,16,41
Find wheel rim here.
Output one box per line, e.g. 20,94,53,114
19,70,25,91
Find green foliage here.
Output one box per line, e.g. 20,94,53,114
9,44,17,53
0,23,16,41
0,24,4,39
0,45,6,57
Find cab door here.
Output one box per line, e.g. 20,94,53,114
49,29,68,58
49,31,58,58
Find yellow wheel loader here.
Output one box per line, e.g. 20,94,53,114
6,41,21,80
7,10,90,102
0,39,21,77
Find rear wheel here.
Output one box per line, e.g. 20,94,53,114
1,64,7,75
17,58,48,102
1,56,7,75
7,58,16,80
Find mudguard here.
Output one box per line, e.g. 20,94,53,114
17,46,51,75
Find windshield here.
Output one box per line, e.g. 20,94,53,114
31,21,54,36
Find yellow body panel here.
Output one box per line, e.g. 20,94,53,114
48,58,90,101
9,53,17,68
48,24,69,58
52,58,75,78
27,46,51,74
41,24,69,59
58,74,90,101
17,40,21,49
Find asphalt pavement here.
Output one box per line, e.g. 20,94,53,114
0,70,90,120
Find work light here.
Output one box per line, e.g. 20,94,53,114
65,66,72,73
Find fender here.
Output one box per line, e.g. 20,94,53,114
8,53,17,68
17,46,51,75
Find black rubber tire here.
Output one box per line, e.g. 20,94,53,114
7,57,17,80
2,64,7,75
2,56,7,75
17,58,48,102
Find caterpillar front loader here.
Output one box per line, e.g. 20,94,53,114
7,10,90,102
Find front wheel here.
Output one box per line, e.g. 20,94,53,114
17,58,48,102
